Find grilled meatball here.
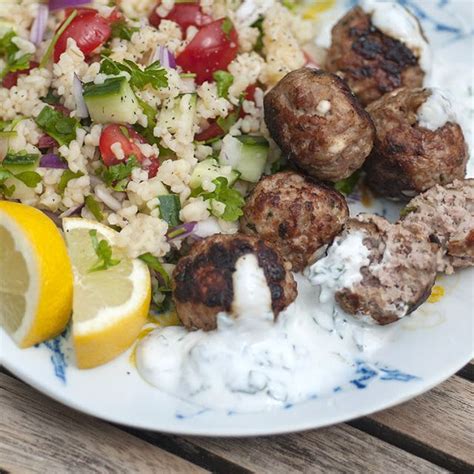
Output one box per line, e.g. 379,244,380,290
172,234,297,330
365,88,468,199
240,171,349,272
401,179,474,273
264,68,375,182
310,214,437,325
325,5,427,106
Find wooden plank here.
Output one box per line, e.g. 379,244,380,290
353,375,474,470
0,373,207,474
136,425,447,473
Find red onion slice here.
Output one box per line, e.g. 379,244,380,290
151,45,176,69
39,153,68,168
73,74,89,119
30,4,49,45
48,0,90,12
59,203,84,218
38,134,58,149
167,221,196,241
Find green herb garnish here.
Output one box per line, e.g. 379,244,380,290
110,20,139,41
99,156,138,190
88,229,121,272
100,57,168,91
213,70,234,99
85,195,104,222
0,30,33,79
158,194,181,227
0,167,41,191
138,252,171,291
221,17,233,38
39,9,78,68
197,177,244,221
400,206,417,218
334,170,362,196
58,169,84,194
35,106,79,146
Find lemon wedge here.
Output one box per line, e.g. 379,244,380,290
62,218,151,369
0,201,73,347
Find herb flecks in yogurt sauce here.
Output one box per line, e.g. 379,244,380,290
137,243,394,412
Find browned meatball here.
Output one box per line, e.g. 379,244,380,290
264,68,375,182
365,87,468,199
401,179,474,273
325,6,426,106
172,234,297,330
240,171,349,272
310,214,437,325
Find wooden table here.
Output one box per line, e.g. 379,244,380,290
1,364,472,473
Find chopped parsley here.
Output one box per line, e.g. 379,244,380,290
221,17,233,38
0,166,41,197
99,156,138,191
88,229,121,272
35,106,79,147
400,206,418,218
41,88,61,105
251,17,264,53
110,20,139,41
0,30,33,79
85,195,104,222
213,70,234,99
196,177,245,221
158,194,181,227
58,169,84,194
100,57,168,91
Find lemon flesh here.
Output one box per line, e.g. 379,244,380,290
0,201,73,347
63,218,151,369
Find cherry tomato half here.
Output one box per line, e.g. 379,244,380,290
2,61,39,89
54,8,112,63
149,2,212,33
99,124,159,178
176,18,238,84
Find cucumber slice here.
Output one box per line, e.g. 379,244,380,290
189,158,239,189
219,134,269,183
2,152,40,174
83,77,141,124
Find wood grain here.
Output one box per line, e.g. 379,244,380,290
137,425,447,473
0,373,206,474
357,375,474,469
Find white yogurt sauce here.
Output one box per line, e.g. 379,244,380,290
417,88,458,131
137,242,396,412
360,0,431,73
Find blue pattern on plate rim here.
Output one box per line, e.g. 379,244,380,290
36,326,70,383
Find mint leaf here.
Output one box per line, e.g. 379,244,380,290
35,106,79,146
88,229,121,272
201,177,244,221
158,194,181,227
213,70,234,99
58,169,84,194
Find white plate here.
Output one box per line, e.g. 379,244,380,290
1,0,474,436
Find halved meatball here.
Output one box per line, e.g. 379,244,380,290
264,68,375,182
309,214,437,325
401,179,474,273
325,5,427,106
172,234,297,330
365,87,468,199
240,171,349,272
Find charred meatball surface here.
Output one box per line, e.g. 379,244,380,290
312,214,437,325
325,6,425,106
172,234,297,331
241,171,349,272
264,68,375,182
401,179,474,273
365,88,467,199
